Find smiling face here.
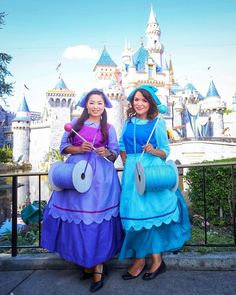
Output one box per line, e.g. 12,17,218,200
86,94,105,121
133,90,150,120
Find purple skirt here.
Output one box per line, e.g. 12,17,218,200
41,207,124,267
41,152,124,267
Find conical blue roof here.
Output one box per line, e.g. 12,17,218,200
54,78,68,90
18,96,30,112
197,93,205,100
13,96,31,121
94,47,117,68
171,82,182,93
206,80,220,98
133,46,149,72
184,83,197,92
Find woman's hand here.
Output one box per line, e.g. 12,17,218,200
143,143,155,154
95,146,111,157
143,144,166,158
79,142,93,153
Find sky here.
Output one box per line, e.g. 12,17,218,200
1,0,236,112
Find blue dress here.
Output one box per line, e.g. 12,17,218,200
119,117,190,259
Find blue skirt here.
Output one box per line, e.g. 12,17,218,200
119,189,190,259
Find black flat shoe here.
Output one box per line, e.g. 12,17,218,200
80,271,93,281
122,264,146,280
90,265,107,293
142,260,166,281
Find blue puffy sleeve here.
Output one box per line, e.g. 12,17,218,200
118,121,128,152
155,118,170,158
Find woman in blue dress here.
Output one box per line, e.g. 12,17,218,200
41,89,124,292
119,85,190,281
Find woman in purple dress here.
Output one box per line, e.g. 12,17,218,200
41,89,124,293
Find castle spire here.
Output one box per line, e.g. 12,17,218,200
206,80,220,98
145,5,163,66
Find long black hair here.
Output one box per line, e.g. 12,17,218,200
126,88,158,120
68,90,108,143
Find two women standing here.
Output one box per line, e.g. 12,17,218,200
42,85,190,292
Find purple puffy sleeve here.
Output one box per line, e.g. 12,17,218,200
107,124,120,156
59,118,78,155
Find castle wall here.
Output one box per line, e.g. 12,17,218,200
211,112,224,137
29,124,50,170
169,140,236,164
12,121,30,162
49,107,71,150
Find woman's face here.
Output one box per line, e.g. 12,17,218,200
86,94,105,119
133,91,150,119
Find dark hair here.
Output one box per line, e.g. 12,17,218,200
126,88,158,120
68,90,108,143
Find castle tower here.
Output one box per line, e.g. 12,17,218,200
121,40,132,68
12,96,31,162
93,47,117,89
46,76,76,150
93,47,125,139
145,5,164,67
169,57,175,84
200,80,226,137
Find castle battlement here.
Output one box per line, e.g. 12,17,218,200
30,119,50,129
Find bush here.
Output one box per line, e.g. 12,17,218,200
184,158,236,226
0,146,13,162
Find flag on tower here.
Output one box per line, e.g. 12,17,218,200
56,63,62,71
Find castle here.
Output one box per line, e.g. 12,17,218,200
1,5,236,168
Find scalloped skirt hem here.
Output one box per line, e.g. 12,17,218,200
41,207,124,267
119,190,191,260
119,220,190,260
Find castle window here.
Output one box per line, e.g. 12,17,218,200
55,98,60,107
62,99,66,107
49,98,54,107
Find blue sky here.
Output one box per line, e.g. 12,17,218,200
1,0,236,112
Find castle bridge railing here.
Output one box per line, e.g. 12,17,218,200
171,137,236,143
0,162,236,256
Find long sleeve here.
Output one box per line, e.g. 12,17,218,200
107,124,120,156
155,118,170,157
119,121,128,152
60,118,78,155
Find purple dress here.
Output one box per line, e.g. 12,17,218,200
41,120,124,267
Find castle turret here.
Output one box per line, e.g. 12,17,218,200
200,80,226,137
93,47,117,88
46,76,76,150
12,96,31,162
145,5,164,67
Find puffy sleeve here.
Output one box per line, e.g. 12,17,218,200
107,124,120,156
60,118,78,155
155,118,170,158
118,120,128,152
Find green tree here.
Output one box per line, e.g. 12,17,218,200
0,12,14,104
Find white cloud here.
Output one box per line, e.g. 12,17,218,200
63,45,99,60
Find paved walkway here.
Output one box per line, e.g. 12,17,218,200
1,252,236,295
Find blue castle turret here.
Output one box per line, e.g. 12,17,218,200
12,96,31,162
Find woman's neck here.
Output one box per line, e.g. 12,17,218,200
136,114,148,120
87,116,101,124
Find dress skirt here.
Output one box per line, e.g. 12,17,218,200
119,153,190,259
41,151,124,267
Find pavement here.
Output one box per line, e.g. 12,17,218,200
1,252,236,295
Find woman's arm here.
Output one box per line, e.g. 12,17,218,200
143,118,170,158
